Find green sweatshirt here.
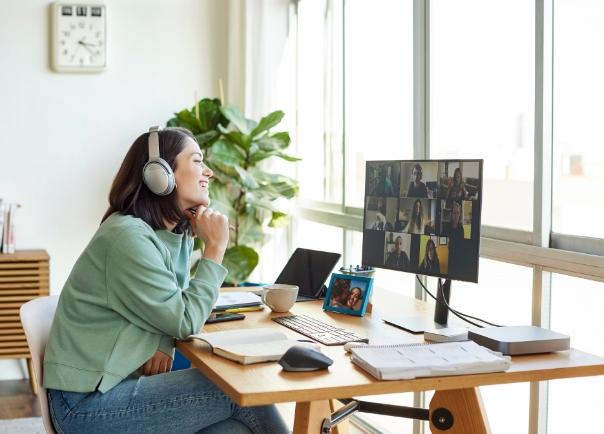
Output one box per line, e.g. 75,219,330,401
43,213,227,393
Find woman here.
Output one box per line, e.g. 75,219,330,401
345,287,363,311
406,199,428,234
419,239,440,274
446,167,468,202
43,127,289,434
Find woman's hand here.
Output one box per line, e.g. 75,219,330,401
141,350,172,376
186,205,229,263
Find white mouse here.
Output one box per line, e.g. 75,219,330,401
343,341,368,352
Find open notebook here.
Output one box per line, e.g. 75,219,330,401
187,328,316,365
350,340,511,380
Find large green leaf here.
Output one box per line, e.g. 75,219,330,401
257,132,290,151
208,183,238,220
244,193,278,211
174,109,202,134
250,111,284,139
222,245,259,284
221,105,253,135
234,166,259,189
218,125,251,150
235,213,267,248
194,131,220,148
195,98,225,132
210,139,246,167
251,170,299,199
268,211,290,228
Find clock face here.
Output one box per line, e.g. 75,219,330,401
52,3,106,72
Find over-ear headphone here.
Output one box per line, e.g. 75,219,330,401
142,126,176,196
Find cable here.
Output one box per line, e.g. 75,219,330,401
415,275,503,328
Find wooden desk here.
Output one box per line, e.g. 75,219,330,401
177,295,604,434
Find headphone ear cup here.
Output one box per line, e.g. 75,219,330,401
143,159,175,196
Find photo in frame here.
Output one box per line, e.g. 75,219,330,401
323,273,374,317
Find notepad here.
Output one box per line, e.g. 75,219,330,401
213,291,262,311
187,328,316,365
350,341,511,380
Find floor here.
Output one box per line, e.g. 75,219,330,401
0,380,41,419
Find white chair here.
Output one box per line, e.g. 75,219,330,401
20,295,59,434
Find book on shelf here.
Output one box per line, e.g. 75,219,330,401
187,327,316,365
350,340,511,381
0,202,19,254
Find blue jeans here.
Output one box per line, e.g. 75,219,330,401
48,369,290,434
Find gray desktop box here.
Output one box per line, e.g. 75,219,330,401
468,326,570,355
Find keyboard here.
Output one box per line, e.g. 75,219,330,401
272,314,369,346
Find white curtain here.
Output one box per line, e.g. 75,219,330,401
225,0,297,283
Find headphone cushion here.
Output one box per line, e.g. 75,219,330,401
143,159,175,196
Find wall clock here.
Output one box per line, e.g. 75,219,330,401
50,2,106,72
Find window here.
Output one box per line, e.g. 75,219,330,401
430,0,535,231
344,0,413,208
552,0,604,239
290,1,604,433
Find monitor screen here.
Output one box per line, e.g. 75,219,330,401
362,159,483,283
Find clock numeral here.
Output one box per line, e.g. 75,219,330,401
78,21,85,29
62,31,70,37
70,23,76,30
60,39,66,46
96,50,101,55
79,58,84,65
62,49,68,55
96,31,100,38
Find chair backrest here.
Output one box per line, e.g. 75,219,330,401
20,296,59,434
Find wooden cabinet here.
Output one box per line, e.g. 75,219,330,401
0,250,49,393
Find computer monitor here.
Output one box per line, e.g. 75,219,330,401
362,159,483,333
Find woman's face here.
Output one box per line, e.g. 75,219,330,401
413,167,422,182
427,242,435,260
173,138,213,211
454,170,461,183
414,200,421,213
347,288,361,307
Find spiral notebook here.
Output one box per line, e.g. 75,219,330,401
350,340,511,381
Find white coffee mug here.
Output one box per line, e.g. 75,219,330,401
261,284,299,313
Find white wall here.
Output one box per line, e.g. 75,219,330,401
0,0,229,380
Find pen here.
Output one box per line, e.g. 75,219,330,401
222,306,265,313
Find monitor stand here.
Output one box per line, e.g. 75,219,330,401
383,278,451,334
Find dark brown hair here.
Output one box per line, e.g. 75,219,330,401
102,127,196,233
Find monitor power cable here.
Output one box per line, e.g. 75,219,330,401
416,275,503,328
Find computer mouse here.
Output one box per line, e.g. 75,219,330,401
278,345,334,372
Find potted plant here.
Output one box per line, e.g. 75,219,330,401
167,98,300,284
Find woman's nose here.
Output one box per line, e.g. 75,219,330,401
203,164,213,177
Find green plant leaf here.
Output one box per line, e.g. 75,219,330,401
250,111,284,139
268,211,290,228
251,170,299,199
236,213,267,247
174,109,202,134
222,245,259,284
210,139,246,167
195,98,225,132
275,152,301,162
218,125,251,150
245,193,279,211
234,166,259,189
194,131,220,148
221,105,252,135
208,183,238,220
257,132,290,151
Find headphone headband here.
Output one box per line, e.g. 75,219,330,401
148,126,160,160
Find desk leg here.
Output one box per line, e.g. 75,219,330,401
429,388,491,434
293,400,348,434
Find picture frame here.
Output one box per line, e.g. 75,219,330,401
323,273,374,317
